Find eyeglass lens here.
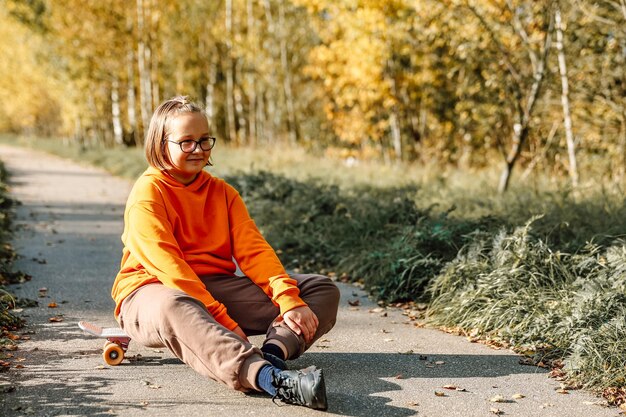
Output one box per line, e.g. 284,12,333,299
180,138,215,152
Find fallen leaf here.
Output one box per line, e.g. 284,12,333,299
434,391,446,397
348,299,360,306
406,401,419,406
48,302,58,308
489,407,504,415
556,389,569,394
48,316,63,322
369,307,385,313
512,393,525,399
443,385,458,390
435,361,445,365
490,395,506,403
14,364,25,369
394,374,403,379
456,387,468,392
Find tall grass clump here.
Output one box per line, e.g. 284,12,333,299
427,218,626,397
0,160,27,330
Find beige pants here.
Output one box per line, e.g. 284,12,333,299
118,274,340,391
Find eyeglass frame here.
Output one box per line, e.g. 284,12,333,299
166,137,217,153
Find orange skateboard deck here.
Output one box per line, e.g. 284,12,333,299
78,321,130,366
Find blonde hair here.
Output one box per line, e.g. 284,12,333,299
144,96,208,170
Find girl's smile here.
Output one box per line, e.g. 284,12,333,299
165,113,212,184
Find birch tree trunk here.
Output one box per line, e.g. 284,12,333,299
262,0,278,144
247,0,257,146
205,51,218,131
555,7,578,187
279,0,298,145
225,0,238,143
126,49,138,145
149,0,160,108
235,63,247,144
111,78,124,146
137,0,153,144
497,6,555,193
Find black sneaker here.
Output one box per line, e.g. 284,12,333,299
272,366,328,410
263,352,287,370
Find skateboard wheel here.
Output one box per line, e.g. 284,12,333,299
103,342,124,366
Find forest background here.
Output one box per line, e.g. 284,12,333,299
2,0,626,407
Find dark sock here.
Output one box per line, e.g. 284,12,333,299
256,364,278,396
261,343,285,360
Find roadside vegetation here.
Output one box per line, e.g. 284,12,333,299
3,135,626,404
0,159,28,334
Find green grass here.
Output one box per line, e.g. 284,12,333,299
427,219,626,396
3,134,626,400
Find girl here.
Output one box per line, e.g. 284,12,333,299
111,96,340,410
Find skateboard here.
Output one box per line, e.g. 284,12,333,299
78,321,131,366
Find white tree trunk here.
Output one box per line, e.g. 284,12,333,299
111,79,124,145
555,8,578,187
247,0,257,146
205,52,217,131
225,0,237,143
279,0,298,145
126,49,138,145
137,0,153,139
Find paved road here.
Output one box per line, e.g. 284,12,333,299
0,144,619,417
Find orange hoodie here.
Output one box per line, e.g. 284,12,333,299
111,167,306,330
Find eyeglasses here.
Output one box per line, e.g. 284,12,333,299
167,137,216,153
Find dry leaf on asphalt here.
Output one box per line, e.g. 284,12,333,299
512,393,525,399
434,391,446,397
490,407,504,415
48,302,58,308
48,316,63,322
490,395,506,403
442,385,458,390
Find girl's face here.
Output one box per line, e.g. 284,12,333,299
165,112,212,184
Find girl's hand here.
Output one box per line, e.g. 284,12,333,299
283,306,319,343
232,325,249,342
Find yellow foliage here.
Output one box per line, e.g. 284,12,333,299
0,9,63,134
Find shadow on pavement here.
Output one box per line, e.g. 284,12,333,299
292,351,544,417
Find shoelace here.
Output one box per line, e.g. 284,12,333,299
271,371,303,406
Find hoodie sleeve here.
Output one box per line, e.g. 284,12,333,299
226,186,307,315
125,198,239,330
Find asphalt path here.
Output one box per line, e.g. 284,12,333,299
0,144,619,417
